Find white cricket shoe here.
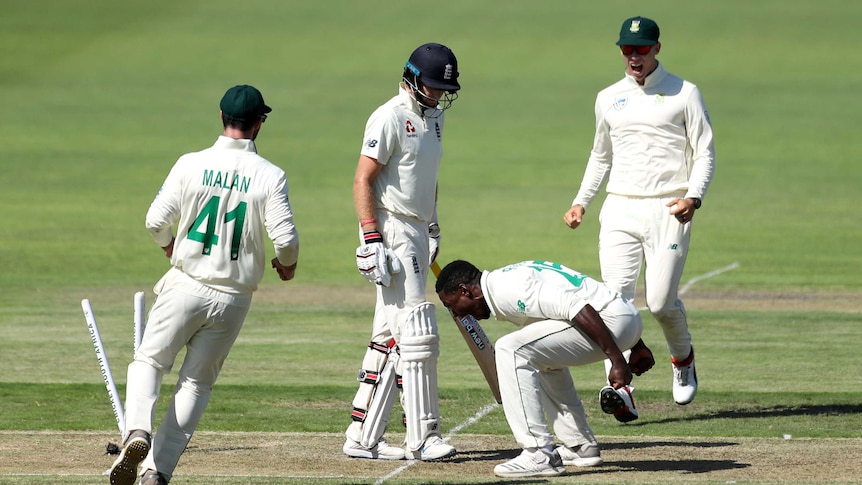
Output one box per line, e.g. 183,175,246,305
672,348,698,405
494,449,565,478
108,429,151,485
556,442,603,467
343,438,406,460
599,385,638,423
406,435,456,461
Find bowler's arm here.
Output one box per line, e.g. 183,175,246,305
570,304,632,388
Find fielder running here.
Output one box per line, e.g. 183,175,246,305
435,260,655,478
344,43,461,461
564,16,715,411
109,85,299,485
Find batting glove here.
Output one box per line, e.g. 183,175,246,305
356,231,402,286
428,222,440,266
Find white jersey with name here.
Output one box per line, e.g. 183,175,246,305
360,86,444,223
146,136,299,295
573,62,715,209
480,260,619,327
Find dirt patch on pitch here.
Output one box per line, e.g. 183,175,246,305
2,431,860,484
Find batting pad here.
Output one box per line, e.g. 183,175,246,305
348,341,400,448
399,302,441,451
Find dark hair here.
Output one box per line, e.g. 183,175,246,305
222,117,257,132
435,260,481,294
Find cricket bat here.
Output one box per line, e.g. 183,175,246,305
431,260,502,404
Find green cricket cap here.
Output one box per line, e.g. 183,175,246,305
220,84,272,122
616,16,660,46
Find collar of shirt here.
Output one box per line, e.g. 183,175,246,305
398,84,425,116
624,61,667,90
214,135,257,153
479,270,501,320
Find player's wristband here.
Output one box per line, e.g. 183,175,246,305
363,231,384,244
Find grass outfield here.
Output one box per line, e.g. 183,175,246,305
1,0,861,483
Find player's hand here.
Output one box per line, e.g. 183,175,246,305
563,205,585,229
162,237,175,258
667,198,695,225
607,360,633,389
628,339,656,376
271,258,297,281
428,222,440,265
356,243,401,286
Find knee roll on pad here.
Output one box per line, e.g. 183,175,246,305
399,302,442,450
356,341,391,386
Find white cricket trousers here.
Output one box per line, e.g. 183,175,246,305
598,193,692,360
124,268,251,479
495,298,642,450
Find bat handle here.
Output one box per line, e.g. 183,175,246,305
431,260,442,278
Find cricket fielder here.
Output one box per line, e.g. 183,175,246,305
564,16,715,409
435,260,654,478
345,43,460,461
109,85,299,485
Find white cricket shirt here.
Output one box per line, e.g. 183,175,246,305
146,136,299,295
480,260,618,327
573,63,715,209
360,86,444,223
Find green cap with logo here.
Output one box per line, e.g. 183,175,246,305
220,84,272,122
616,16,660,46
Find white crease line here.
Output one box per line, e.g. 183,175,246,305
679,261,740,295
638,261,741,311
374,402,501,485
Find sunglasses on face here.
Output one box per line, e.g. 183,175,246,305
620,45,652,56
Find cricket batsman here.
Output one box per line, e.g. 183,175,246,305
344,43,461,461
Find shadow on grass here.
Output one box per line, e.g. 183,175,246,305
578,459,750,475
447,448,521,464
603,440,736,450
641,403,862,425
451,441,748,476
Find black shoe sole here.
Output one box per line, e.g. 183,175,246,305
600,388,638,423
109,439,150,485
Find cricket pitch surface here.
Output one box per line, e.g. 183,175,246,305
2,431,860,483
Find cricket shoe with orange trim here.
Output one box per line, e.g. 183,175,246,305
672,347,698,405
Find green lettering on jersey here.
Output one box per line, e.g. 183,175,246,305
528,260,586,287
202,170,251,193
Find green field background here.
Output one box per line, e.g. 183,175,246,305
1,0,861,474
